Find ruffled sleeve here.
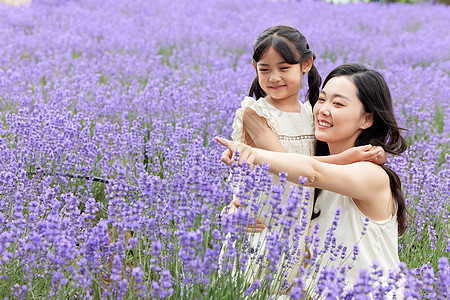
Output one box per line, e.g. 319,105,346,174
231,97,280,142
231,97,255,142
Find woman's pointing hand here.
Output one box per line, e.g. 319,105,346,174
215,137,257,166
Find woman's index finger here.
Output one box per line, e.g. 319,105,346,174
215,136,232,149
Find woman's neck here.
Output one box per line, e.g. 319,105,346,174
327,131,362,155
327,141,355,155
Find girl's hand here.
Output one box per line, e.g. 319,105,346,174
215,137,257,166
246,217,266,233
369,146,387,165
231,198,266,233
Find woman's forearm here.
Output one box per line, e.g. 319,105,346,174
253,148,317,186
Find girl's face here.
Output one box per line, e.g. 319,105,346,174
255,47,308,103
313,76,373,154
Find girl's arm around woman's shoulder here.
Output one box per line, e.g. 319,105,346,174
314,145,387,165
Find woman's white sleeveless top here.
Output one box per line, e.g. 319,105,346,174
305,190,400,293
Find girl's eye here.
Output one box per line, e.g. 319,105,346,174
318,98,325,102
258,68,268,72
333,102,343,106
280,67,290,70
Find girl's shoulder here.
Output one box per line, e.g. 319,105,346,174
239,96,269,109
236,96,274,120
239,96,258,110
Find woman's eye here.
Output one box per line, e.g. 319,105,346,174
280,67,290,70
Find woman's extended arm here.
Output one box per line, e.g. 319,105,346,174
216,137,391,206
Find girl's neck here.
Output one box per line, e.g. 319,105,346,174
265,96,302,113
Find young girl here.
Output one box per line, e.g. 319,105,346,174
221,26,384,290
218,63,407,297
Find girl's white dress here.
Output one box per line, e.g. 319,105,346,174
222,96,316,290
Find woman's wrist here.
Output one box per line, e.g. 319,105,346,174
250,147,260,164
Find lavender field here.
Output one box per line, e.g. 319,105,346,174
0,0,449,298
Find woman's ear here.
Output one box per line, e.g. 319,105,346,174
302,57,313,74
360,113,374,129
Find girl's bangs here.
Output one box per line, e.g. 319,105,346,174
272,36,301,64
253,35,301,65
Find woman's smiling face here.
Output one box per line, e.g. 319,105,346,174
313,76,373,154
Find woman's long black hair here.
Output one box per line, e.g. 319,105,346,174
312,63,408,235
248,25,321,107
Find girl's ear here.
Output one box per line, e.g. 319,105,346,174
360,113,374,129
302,57,314,74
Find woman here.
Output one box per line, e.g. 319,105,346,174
216,63,407,296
